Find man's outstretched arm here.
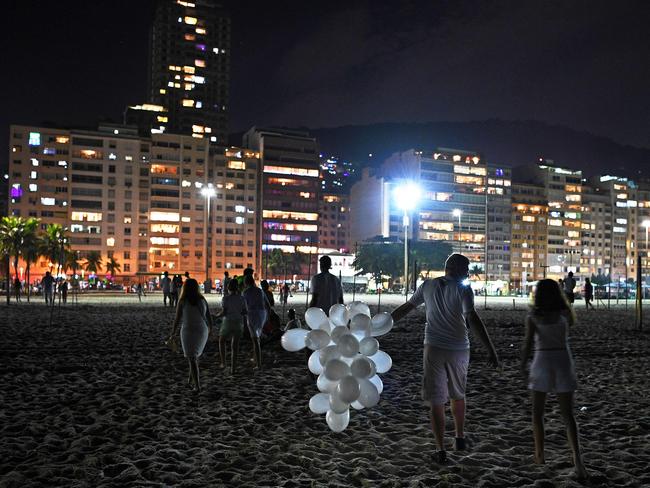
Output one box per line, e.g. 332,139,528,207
466,310,499,367
391,302,415,323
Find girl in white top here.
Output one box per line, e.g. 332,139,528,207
521,279,587,479
168,279,213,392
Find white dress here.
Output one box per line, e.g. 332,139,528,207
528,312,577,393
180,298,209,358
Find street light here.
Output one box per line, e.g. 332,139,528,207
452,209,462,253
201,185,216,285
394,182,421,300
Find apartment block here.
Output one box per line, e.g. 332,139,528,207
486,166,512,283
7,124,261,283
509,182,548,292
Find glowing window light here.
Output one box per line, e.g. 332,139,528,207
192,124,205,133
181,216,191,222
262,210,319,221
196,101,202,108
183,66,195,74
29,183,37,192
28,132,41,146
194,75,205,83
31,158,39,166
184,83,194,90
196,27,206,35
55,136,69,144
107,238,115,247
196,44,206,51
30,171,38,179
235,205,246,213
150,211,180,222
185,33,196,41
182,99,195,107
194,59,206,67
235,217,245,225
40,197,55,206
159,88,166,94
150,237,180,245
227,160,245,170
263,165,319,177
184,16,197,25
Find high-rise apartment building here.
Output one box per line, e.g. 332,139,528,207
318,194,350,253
514,161,583,279
486,166,512,283
243,127,320,278
509,182,548,292
147,0,230,143
7,124,260,283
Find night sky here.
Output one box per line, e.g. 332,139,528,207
3,0,650,170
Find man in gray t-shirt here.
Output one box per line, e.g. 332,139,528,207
391,253,499,463
309,255,343,315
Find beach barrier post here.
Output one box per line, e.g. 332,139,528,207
636,255,642,330
512,298,515,310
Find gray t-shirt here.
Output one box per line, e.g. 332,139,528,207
310,271,343,314
222,294,247,319
408,276,475,350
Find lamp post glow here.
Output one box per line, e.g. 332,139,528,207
452,209,462,253
201,186,216,284
394,183,421,300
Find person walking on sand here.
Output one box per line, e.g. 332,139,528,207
161,271,172,307
583,278,594,310
222,271,231,296
13,277,22,303
563,272,576,305
280,282,291,305
309,255,344,314
59,280,68,304
520,279,587,479
168,278,213,392
136,282,144,302
261,280,275,308
41,271,54,305
171,274,183,308
215,279,247,374
243,274,271,369
390,253,500,463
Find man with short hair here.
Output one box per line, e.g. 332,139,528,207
161,271,172,307
309,255,343,314
564,271,576,304
391,253,499,463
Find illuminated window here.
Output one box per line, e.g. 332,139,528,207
30,171,37,179
157,116,168,123
150,224,179,233
227,160,246,170
185,33,196,41
452,155,462,162
55,136,69,144
181,216,191,222
565,195,581,202
107,238,115,247
150,165,178,175
71,212,102,222
123,217,132,224
421,222,454,231
182,99,195,107
235,205,246,213
263,210,319,221
522,216,535,222
568,231,580,238
235,217,245,225
194,76,205,84
195,101,202,108
40,197,55,206
613,227,626,233
196,44,206,51
263,222,318,232
184,16,197,25
195,59,206,67
300,192,311,198
549,219,562,226
192,124,204,133
29,132,41,145
150,237,180,245
184,83,194,91
80,149,97,159
150,211,180,222
29,183,37,192
263,165,319,177
195,27,206,35
159,89,166,94
183,66,195,74
455,175,483,185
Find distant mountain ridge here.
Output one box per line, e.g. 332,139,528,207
303,120,650,180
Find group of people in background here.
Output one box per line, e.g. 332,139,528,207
560,271,595,310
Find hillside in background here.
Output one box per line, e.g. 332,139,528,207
303,120,650,179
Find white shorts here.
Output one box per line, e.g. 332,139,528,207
422,346,470,405
528,350,577,393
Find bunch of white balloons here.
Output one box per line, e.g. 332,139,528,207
281,301,393,432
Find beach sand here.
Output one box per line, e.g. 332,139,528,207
1,299,649,487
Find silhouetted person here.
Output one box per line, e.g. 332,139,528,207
584,278,594,309
309,255,343,314
161,271,172,307
41,272,54,305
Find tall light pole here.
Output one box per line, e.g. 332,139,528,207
453,208,462,254
643,220,650,278
394,182,421,301
201,185,216,284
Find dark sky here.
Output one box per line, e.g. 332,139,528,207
2,0,650,169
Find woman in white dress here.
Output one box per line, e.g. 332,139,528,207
242,274,271,369
168,278,213,391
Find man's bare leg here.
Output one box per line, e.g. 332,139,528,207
430,404,446,451
451,398,466,448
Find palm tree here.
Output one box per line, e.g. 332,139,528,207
0,216,27,305
40,224,70,273
105,256,121,281
21,218,41,302
469,264,483,281
84,251,103,275
63,250,82,275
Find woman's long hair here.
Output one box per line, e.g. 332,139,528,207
179,278,201,306
533,279,575,324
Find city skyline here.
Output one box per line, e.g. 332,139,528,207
3,1,650,176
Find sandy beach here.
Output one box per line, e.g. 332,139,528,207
1,297,649,487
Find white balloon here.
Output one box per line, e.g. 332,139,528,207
351,400,365,410
305,307,328,329
350,356,373,379
329,304,349,327
330,326,349,344
347,301,371,318
370,312,394,337
309,393,330,414
308,350,323,375
317,373,338,393
338,334,360,357
369,350,392,373
350,314,371,339
329,389,350,414
281,328,308,352
319,344,341,366
359,337,379,356
323,358,350,381
306,329,331,350
358,378,380,408
337,375,360,403
317,320,332,334
326,409,350,432
368,374,384,394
